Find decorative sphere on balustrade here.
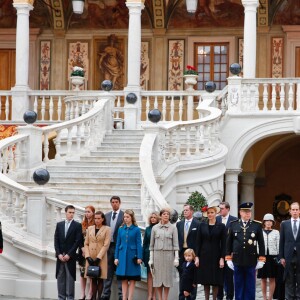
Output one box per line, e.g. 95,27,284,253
23,110,37,124
33,168,50,185
205,81,216,93
193,211,203,221
101,80,113,91
126,93,137,104
229,63,242,76
170,209,179,224
148,109,161,123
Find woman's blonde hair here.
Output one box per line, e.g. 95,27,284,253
148,211,160,225
123,209,138,226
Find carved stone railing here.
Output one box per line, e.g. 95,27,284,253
139,96,223,221
227,77,300,112
0,90,124,123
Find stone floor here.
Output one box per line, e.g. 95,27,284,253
0,281,266,300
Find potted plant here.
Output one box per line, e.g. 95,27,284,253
180,191,207,220
70,66,85,91
183,65,198,90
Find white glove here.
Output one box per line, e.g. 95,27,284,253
149,250,154,268
255,261,265,270
174,251,179,267
226,260,234,270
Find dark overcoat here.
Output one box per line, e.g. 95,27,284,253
180,261,197,293
54,220,82,280
0,221,3,253
196,221,226,285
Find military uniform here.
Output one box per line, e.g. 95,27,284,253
225,203,265,300
0,221,3,253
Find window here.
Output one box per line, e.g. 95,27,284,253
195,43,229,90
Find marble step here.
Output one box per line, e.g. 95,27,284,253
59,194,141,204
79,156,139,162
41,177,141,184
46,165,140,172
56,187,140,196
99,142,142,147
107,130,144,136
90,150,139,157
19,181,140,190
65,159,139,167
95,147,140,153
103,135,144,141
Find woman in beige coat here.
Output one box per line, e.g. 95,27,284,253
85,211,111,300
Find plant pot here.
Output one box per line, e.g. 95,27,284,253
70,76,84,91
184,74,198,91
186,0,197,13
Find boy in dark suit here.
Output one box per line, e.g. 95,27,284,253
54,205,82,300
180,248,197,300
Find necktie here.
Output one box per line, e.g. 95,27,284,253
112,212,117,220
243,221,247,227
65,221,70,237
293,220,297,238
222,217,226,225
185,221,190,232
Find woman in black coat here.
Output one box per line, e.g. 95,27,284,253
195,205,226,300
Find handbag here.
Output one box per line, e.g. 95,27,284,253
141,262,147,280
86,265,101,278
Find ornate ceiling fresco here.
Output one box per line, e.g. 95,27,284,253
0,0,299,30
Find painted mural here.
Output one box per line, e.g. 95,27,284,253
168,0,244,28
273,0,300,25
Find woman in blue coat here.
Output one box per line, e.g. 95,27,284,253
114,209,142,300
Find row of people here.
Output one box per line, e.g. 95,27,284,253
53,198,300,300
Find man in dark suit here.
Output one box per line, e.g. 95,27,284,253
0,221,3,254
176,204,200,300
101,196,124,300
225,202,266,300
54,205,82,300
279,201,300,300
216,201,238,300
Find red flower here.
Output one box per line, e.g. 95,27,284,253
201,205,208,212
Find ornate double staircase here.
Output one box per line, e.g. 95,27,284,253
1,76,300,298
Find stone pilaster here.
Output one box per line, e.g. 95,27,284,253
225,169,242,217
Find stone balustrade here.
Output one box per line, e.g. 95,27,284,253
227,77,300,112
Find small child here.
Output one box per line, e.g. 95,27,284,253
180,248,197,300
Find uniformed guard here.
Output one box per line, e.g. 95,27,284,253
225,202,266,300
0,221,3,254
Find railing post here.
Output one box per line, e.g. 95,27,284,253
26,188,57,245
17,125,43,169
227,76,242,112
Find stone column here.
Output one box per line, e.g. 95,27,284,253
225,169,242,217
242,0,259,78
11,0,34,121
240,172,256,215
124,0,144,129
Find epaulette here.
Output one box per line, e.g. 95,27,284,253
252,220,262,224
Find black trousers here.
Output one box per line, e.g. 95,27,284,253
217,264,234,300
285,251,300,300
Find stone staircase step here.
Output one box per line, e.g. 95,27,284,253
95,147,140,152
47,165,140,172
79,156,139,162
65,160,139,167
45,177,141,184
56,188,140,196
59,194,140,204
90,151,139,157
100,142,142,147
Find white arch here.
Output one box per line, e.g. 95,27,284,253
225,117,295,170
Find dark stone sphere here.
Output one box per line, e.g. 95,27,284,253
101,80,113,91
33,168,50,185
230,63,242,75
205,81,216,93
193,211,203,220
170,209,179,224
126,93,137,104
23,110,37,124
148,109,161,123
